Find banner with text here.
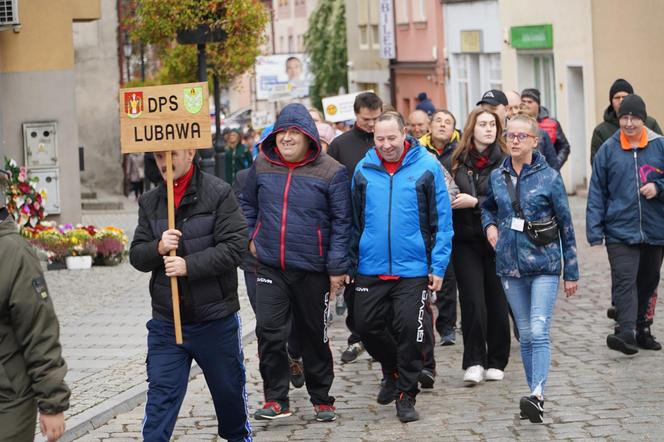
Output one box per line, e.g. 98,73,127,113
119,82,211,153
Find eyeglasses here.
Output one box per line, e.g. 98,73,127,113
504,132,536,142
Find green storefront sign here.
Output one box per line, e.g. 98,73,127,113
511,24,553,50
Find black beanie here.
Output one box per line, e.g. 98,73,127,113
521,88,541,105
609,78,634,102
618,94,647,122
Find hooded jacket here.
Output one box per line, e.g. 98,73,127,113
130,165,247,323
0,213,70,414
590,105,662,164
587,128,664,246
240,103,351,275
351,137,454,278
481,153,579,281
538,106,571,167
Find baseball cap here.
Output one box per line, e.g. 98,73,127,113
476,89,508,107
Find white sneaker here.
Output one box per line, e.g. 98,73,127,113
463,365,484,384
485,368,504,381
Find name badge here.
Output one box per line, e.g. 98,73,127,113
510,217,525,232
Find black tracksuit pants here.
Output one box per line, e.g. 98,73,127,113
343,282,363,345
606,243,663,332
454,240,511,370
255,265,334,406
423,264,457,372
354,275,431,396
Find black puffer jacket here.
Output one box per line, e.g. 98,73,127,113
443,143,505,243
130,166,247,323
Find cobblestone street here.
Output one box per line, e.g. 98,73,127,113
49,197,664,441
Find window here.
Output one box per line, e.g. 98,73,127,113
411,0,426,23
359,25,369,50
486,53,502,91
395,0,409,25
533,55,556,116
371,25,380,50
456,55,470,122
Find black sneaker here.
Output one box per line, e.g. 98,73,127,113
341,342,364,364
418,369,435,389
606,330,639,355
636,326,662,350
288,355,305,388
607,306,617,320
395,392,419,423
519,396,543,423
377,374,398,405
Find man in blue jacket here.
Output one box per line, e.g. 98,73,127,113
350,111,453,423
241,103,351,422
587,94,664,355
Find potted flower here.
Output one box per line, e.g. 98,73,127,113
93,226,129,266
63,226,97,269
24,224,69,270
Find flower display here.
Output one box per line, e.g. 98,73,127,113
94,226,129,259
22,222,129,266
3,157,47,228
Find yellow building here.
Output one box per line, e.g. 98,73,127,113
0,0,101,222
500,0,664,192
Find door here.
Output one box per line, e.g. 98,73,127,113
566,66,587,191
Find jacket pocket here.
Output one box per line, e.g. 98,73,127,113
0,363,15,401
317,225,323,257
0,354,31,401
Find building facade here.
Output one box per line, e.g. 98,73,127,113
500,0,664,192
392,0,446,116
443,0,501,128
74,0,122,194
0,0,101,223
344,0,391,103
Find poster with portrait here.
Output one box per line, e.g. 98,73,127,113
255,54,311,101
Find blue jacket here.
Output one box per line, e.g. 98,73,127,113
240,103,351,275
351,137,454,278
586,128,664,246
481,152,579,281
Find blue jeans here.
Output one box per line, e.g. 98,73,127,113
501,275,559,398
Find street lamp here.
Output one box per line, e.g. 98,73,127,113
123,33,132,83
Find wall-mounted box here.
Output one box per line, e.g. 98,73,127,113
23,122,58,169
28,168,61,214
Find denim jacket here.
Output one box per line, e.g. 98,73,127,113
481,152,579,281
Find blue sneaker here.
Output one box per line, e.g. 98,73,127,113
441,329,456,346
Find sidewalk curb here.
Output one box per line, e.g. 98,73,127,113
47,319,256,442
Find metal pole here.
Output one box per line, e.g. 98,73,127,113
196,43,216,175
213,74,226,181
140,43,146,82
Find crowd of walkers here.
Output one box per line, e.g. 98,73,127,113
115,79,663,440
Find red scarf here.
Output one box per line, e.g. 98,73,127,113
173,164,194,208
469,145,492,170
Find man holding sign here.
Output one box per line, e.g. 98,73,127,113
125,83,251,441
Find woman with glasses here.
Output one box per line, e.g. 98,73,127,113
482,113,579,423
443,107,511,385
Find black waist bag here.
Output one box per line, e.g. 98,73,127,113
503,171,559,246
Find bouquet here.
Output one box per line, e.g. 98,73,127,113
3,157,46,228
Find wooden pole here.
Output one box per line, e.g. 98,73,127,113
165,151,183,344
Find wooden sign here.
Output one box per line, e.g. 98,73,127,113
119,82,211,153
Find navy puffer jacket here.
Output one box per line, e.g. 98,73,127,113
240,103,352,275
481,152,579,281
587,129,664,246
